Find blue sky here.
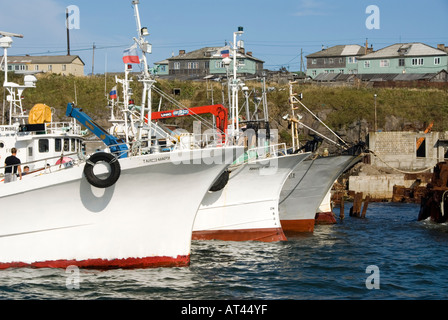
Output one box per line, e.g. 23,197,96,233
1,0,448,74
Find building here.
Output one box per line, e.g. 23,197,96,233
306,45,368,78
357,43,448,75
154,47,264,79
1,55,85,76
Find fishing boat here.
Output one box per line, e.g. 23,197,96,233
0,31,84,180
0,2,242,269
279,152,362,233
190,28,311,242
279,82,364,233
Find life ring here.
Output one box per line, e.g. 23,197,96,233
83,152,121,188
209,170,229,192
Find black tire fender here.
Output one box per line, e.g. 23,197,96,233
84,152,121,188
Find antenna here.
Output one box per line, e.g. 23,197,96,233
0,31,23,38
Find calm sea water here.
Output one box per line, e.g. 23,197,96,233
1,202,448,302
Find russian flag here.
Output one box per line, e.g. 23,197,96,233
109,86,117,100
123,43,140,64
221,49,230,58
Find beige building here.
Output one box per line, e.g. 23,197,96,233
2,55,85,76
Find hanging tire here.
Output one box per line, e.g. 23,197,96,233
84,152,121,188
209,170,229,192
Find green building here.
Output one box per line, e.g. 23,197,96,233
154,47,264,79
357,43,448,74
306,45,368,78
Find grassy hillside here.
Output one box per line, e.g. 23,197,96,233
2,73,448,145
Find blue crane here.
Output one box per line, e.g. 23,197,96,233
66,103,128,158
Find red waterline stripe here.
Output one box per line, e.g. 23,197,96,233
192,227,287,242
280,219,315,233
0,255,190,270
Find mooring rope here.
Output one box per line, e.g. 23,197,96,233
367,149,434,174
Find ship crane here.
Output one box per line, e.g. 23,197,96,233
66,103,129,158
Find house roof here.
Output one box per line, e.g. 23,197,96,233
4,55,85,65
306,45,366,58
357,43,447,60
167,46,264,63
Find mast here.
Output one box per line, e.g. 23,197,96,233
131,0,154,142
230,26,244,138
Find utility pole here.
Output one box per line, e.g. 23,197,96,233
92,42,96,76
300,48,304,76
66,8,70,55
374,94,377,132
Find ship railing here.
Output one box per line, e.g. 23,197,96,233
234,143,288,165
0,152,81,180
168,132,226,151
45,122,84,135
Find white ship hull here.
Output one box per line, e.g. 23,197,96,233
193,153,310,242
0,147,242,269
279,154,361,233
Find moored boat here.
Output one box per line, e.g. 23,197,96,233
279,81,364,234
190,28,311,242
0,1,243,269
279,153,362,233
194,146,310,242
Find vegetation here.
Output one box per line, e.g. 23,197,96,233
1,73,448,144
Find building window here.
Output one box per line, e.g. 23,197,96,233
173,62,180,70
312,59,317,65
329,58,334,64
34,65,39,71
411,58,424,66
434,57,441,65
14,65,27,71
339,69,344,73
62,64,67,71
416,138,426,158
339,58,343,63
48,65,53,71
399,59,405,67
215,61,225,69
329,70,335,73
364,61,371,68
380,60,390,67
312,70,317,76
324,58,328,65
187,62,198,69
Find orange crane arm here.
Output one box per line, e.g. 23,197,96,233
416,121,434,150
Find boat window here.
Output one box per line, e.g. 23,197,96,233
0,141,4,148
28,147,33,157
64,139,69,152
39,139,49,153
55,139,61,152
71,139,76,152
